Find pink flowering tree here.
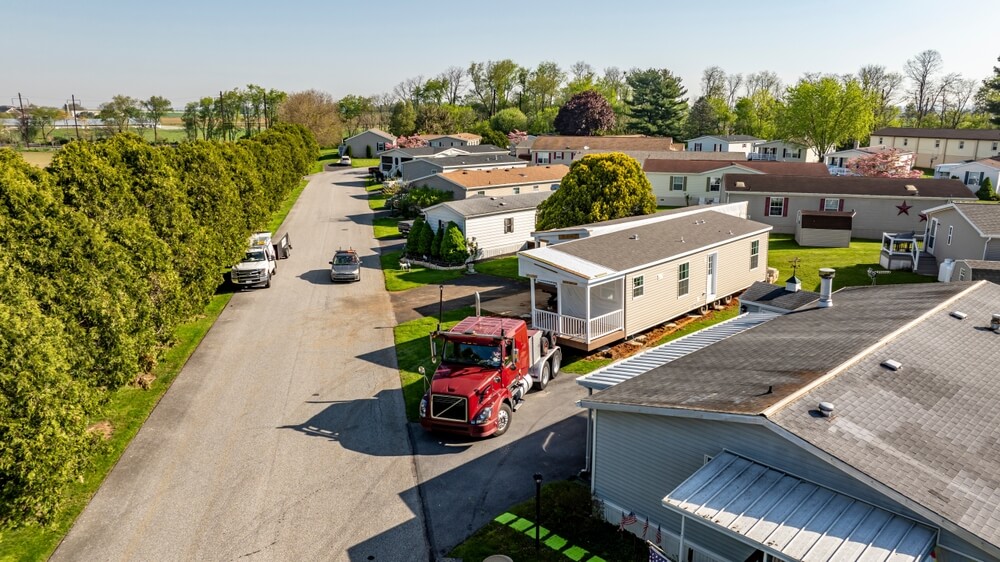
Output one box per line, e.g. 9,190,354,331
507,129,528,146
845,148,921,178
395,135,427,149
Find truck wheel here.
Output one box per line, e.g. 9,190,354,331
535,362,551,391
550,349,562,378
493,403,513,437
264,277,271,289
540,334,552,355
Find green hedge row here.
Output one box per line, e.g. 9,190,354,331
0,123,317,526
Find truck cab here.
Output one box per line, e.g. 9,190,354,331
419,316,560,438
231,232,277,288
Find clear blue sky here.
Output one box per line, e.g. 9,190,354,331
4,0,998,109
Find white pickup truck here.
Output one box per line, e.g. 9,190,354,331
231,232,277,288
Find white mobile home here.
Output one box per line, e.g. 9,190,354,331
422,192,553,260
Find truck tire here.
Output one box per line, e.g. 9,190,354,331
540,333,552,355
535,362,551,391
550,349,562,378
264,276,271,289
493,402,513,437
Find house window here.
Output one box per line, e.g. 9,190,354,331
438,220,444,231
632,276,644,299
376,142,386,152
504,217,513,234
947,225,953,245
708,177,721,192
750,240,760,269
536,152,550,164
878,137,884,145
677,263,689,296
903,138,908,146
551,184,559,191
959,141,965,149
824,198,840,211
768,197,785,217
477,191,486,196
671,176,686,191
993,142,998,151
934,139,940,148
959,267,966,281
512,187,521,194
533,185,539,191
693,142,703,151
793,149,802,158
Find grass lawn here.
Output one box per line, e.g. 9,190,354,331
392,307,474,421
768,234,931,291
312,148,340,173
373,216,402,240
450,480,645,562
559,303,741,376
367,181,387,210
474,255,523,281
379,249,464,292
0,151,323,562
350,157,379,168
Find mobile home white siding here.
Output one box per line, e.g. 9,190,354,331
464,209,539,259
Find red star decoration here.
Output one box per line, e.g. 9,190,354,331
918,212,927,222
896,201,913,215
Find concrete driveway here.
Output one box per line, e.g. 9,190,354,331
53,169,430,562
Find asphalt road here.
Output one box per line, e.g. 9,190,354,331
53,168,589,562
53,169,430,562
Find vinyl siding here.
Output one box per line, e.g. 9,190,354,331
414,175,463,199
465,210,537,259
422,206,465,235
343,131,393,158
985,239,1000,261
623,234,768,335
400,159,445,182
795,227,851,247
870,135,1000,168
646,168,739,206
592,411,954,560
924,207,988,262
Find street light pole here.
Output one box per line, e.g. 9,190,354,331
533,473,543,552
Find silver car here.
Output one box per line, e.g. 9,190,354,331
329,249,361,282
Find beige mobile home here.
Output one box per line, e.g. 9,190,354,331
341,128,395,158
644,159,829,207
422,192,553,260
416,164,568,200
870,127,1000,168
518,206,771,350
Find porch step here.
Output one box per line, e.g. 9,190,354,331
915,252,938,276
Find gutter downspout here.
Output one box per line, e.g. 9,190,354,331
583,388,593,482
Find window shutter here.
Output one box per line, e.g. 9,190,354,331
819,198,826,211
782,198,789,217
764,197,771,217
838,199,845,211
965,171,970,183
682,177,688,191
706,177,711,190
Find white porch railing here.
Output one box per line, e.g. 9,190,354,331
589,309,624,339
880,232,924,270
560,315,587,338
533,309,560,334
748,153,776,161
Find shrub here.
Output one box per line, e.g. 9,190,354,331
431,223,445,258
365,144,372,158
416,220,434,256
395,186,452,218
406,216,425,255
440,222,470,264
976,177,997,201
345,145,353,157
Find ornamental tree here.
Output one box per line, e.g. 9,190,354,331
535,152,655,230
778,76,876,158
845,148,921,178
395,134,427,148
507,129,528,146
554,90,615,136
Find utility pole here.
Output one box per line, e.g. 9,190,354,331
17,93,28,146
71,95,81,140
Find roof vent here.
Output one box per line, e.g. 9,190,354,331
881,359,902,371
991,314,1000,332
818,402,835,418
950,311,967,320
905,184,918,194
583,145,590,150
735,181,746,188
629,234,639,240
490,197,496,200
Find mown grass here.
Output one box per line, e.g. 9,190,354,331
367,181,387,210
373,217,402,240
767,234,932,291
350,157,379,168
450,480,645,562
0,151,321,562
378,249,464,292
392,307,474,421
475,255,522,281
312,148,341,173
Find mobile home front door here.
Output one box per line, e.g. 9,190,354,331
706,253,717,301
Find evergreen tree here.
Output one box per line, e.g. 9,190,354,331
976,177,997,201
431,222,445,258
416,220,434,256
406,216,426,255
625,68,688,138
439,222,470,264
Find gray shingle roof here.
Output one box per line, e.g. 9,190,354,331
536,204,718,234
412,153,522,169
960,259,1000,270
432,191,552,218
739,281,820,311
583,282,969,415
873,127,1000,141
953,202,1000,236
772,281,1000,550
725,174,975,198
551,211,770,273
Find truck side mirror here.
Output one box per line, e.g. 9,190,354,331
328,260,333,264
429,336,437,363
511,348,519,364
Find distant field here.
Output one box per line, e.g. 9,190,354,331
17,151,55,168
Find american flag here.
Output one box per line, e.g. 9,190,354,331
655,524,662,545
619,510,637,531
649,543,671,562
641,517,649,539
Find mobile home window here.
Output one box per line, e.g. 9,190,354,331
708,177,721,192
824,198,840,211
512,187,521,194
477,191,486,196
671,176,686,191
959,268,966,281
376,142,386,151
878,137,884,144
993,142,998,151
678,263,690,296
750,240,760,269
632,276,644,299
769,197,785,217
934,139,940,148
903,138,908,146
504,217,513,234
959,141,965,149
947,225,953,245
693,142,703,151
536,152,550,164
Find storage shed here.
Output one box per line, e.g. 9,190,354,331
794,210,855,247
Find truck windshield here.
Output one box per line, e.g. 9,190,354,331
442,341,501,367
243,250,266,262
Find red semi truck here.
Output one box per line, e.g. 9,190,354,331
418,316,561,438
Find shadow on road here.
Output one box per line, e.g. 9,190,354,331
345,413,588,561
298,268,331,285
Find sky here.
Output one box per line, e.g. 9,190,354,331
4,0,999,110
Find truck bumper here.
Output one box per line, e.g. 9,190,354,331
419,418,496,438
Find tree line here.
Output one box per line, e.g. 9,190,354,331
0,124,317,526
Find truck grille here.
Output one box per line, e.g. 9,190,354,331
233,270,265,283
430,395,467,422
